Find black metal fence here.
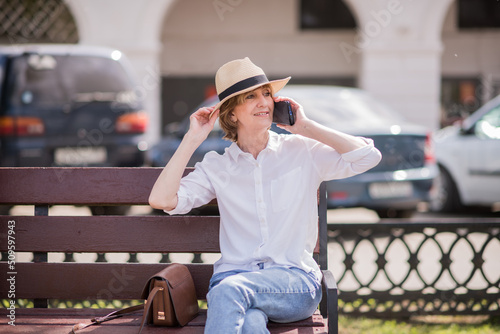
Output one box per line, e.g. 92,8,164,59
328,219,500,317
3,218,499,317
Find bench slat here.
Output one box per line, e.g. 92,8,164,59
0,263,213,300
0,216,220,253
0,215,319,254
0,167,181,205
0,309,327,333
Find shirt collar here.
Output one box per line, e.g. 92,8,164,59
226,130,280,161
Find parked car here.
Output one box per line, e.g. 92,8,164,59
0,44,148,168
431,94,500,213
0,44,149,215
149,85,438,218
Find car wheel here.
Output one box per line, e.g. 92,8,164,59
90,206,131,215
375,208,414,219
430,166,462,213
0,205,12,215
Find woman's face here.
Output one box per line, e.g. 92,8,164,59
231,86,274,134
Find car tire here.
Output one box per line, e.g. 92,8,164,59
90,205,130,216
0,205,12,215
375,208,414,219
430,166,462,213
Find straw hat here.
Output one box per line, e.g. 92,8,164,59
211,57,291,116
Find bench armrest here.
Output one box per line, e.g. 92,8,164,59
321,269,338,334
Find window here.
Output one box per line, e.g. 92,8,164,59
300,0,356,30
458,0,500,29
441,78,482,127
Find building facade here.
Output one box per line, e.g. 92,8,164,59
2,0,499,144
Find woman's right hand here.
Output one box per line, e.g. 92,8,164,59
186,106,219,144
149,106,219,211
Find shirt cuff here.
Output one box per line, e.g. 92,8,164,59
341,138,376,162
163,188,191,215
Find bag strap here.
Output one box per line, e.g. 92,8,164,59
138,286,163,334
69,304,143,333
69,286,164,334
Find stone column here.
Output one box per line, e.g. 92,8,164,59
343,0,454,129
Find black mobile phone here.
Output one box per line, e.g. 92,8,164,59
273,101,295,125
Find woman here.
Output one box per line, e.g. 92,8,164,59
149,57,381,333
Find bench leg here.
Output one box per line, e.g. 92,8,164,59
328,288,338,334
322,270,338,334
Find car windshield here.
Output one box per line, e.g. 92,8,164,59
9,54,135,109
0,56,5,105
281,87,402,127
475,104,500,139
177,86,404,136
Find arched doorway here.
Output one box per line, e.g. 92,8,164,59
0,0,78,45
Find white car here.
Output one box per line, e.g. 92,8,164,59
431,95,500,212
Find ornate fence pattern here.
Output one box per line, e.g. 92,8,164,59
328,219,500,317
2,217,499,317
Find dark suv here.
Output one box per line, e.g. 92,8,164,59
0,44,148,168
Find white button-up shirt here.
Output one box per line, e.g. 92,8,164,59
166,131,381,278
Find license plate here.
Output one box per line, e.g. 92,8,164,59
55,146,107,165
369,182,413,199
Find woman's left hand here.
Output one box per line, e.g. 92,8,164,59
274,96,310,135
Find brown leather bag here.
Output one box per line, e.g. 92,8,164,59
70,263,199,333
141,263,199,327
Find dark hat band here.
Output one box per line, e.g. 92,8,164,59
218,74,268,101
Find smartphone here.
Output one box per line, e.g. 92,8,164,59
273,101,295,125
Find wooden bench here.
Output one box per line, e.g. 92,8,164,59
0,167,338,333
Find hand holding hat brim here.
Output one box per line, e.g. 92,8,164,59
210,57,291,118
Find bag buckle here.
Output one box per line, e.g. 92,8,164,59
157,311,165,320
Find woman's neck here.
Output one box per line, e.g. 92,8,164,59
236,129,269,159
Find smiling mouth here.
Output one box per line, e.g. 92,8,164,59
254,112,269,116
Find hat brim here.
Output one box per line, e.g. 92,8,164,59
210,76,291,118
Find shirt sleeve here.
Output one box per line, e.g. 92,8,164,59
164,159,216,215
306,136,382,181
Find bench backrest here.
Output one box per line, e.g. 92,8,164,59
0,167,328,304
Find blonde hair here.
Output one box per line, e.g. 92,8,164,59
218,84,273,142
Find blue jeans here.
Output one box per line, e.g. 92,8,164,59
204,266,322,334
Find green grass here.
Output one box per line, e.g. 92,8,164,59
339,315,500,334
4,299,500,333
